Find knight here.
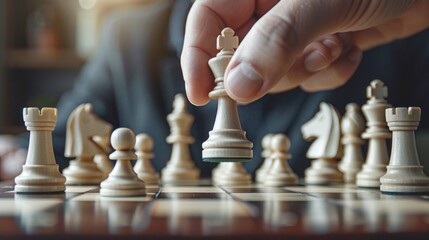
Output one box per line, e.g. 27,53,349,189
63,103,112,185
301,102,343,185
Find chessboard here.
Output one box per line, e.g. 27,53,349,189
1,180,428,239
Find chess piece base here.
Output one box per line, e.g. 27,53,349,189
161,167,200,183
63,160,104,185
137,173,160,185
380,165,429,194
203,157,250,162
15,165,66,193
305,158,343,185
216,176,251,186
339,161,362,183
356,163,386,188
100,188,146,197
265,174,298,187
100,177,146,197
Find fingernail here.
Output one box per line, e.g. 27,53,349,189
304,51,329,72
323,39,340,58
226,63,263,100
347,48,361,62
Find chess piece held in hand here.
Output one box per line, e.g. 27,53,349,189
202,27,253,162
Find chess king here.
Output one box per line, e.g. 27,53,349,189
202,27,253,162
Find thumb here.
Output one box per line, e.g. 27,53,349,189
224,0,415,103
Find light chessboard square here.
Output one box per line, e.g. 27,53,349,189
161,186,224,193
151,199,251,217
0,198,63,216
232,192,320,201
71,192,153,202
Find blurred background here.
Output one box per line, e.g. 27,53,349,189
0,0,144,135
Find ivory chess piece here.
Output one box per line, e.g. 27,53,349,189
134,133,160,185
214,162,251,186
302,102,343,185
202,27,253,162
15,108,66,193
100,128,145,197
255,134,274,183
339,103,366,183
211,163,223,184
356,80,392,188
63,104,112,185
265,134,298,186
92,135,113,177
380,107,429,194
161,94,200,183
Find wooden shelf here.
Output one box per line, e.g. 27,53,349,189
5,49,86,70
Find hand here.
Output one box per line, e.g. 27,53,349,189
182,0,429,105
0,136,26,180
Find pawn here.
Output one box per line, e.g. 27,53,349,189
100,128,145,197
265,134,298,187
214,162,251,186
338,104,365,183
134,134,160,185
255,134,274,183
380,107,429,194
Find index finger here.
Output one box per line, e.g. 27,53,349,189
181,0,260,106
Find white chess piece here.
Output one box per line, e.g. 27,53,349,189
134,133,160,185
302,102,343,185
265,134,298,186
255,134,274,183
380,107,429,194
202,27,253,162
92,135,113,178
63,104,112,185
339,103,365,183
215,162,251,186
100,128,145,197
161,94,200,183
15,108,66,193
356,80,392,188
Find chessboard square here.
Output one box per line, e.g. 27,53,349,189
158,192,231,200
71,192,153,202
232,192,319,201
65,186,99,193
0,198,63,216
161,186,224,193
284,185,376,193
151,199,251,217
223,186,290,194
338,199,429,214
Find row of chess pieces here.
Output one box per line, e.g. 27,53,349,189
276,79,429,194
12,79,429,196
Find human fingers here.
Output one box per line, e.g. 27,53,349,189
224,0,416,103
351,0,429,50
181,0,276,106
